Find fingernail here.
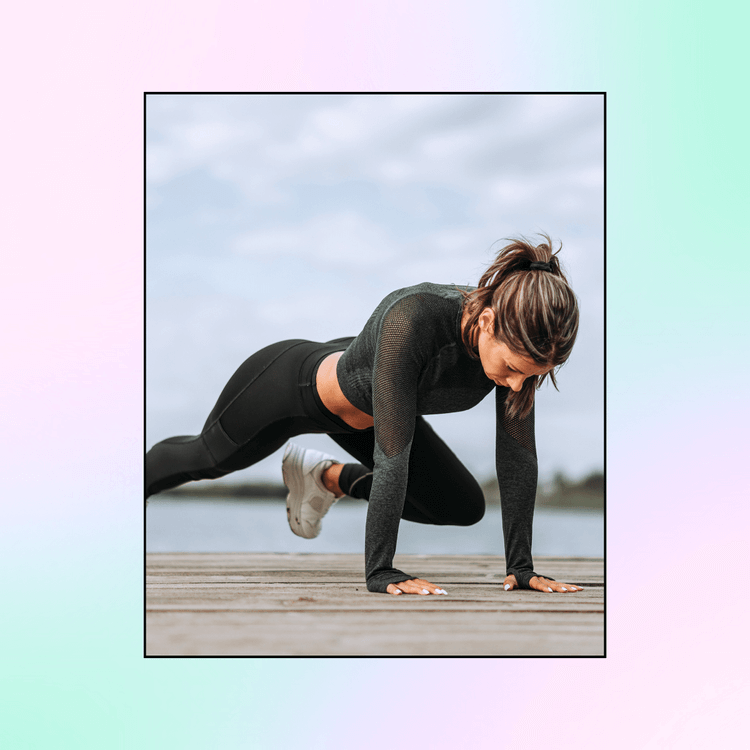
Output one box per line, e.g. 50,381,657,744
436,588,447,594
547,587,553,592
504,584,511,591
422,588,429,594
394,589,401,595
561,587,568,591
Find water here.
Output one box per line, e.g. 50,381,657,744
147,497,603,557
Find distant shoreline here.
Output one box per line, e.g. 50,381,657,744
160,473,604,510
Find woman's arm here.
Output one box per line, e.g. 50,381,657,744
363,295,443,593
495,390,582,593
495,388,540,588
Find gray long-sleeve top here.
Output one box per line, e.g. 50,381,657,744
337,283,543,592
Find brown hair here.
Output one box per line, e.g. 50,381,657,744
460,234,579,419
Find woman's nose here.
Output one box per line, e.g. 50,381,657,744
509,374,524,392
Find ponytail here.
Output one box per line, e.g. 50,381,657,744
460,234,579,419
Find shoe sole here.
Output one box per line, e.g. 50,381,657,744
282,443,315,538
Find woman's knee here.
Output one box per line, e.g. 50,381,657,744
410,476,485,526
145,434,221,496
455,484,486,526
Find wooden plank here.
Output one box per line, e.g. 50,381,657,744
146,611,603,656
147,589,603,615
146,553,604,656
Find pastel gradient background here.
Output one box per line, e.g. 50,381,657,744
2,3,748,750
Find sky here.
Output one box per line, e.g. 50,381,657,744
146,93,604,485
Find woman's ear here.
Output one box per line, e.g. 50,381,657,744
479,308,495,334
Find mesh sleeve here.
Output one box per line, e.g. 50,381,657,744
495,387,543,589
364,296,427,592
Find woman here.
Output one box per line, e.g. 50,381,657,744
146,236,584,596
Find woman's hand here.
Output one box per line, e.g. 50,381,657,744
503,574,583,593
386,578,448,596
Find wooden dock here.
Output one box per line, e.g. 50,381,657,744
146,553,604,656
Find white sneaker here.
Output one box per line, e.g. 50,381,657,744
282,443,341,539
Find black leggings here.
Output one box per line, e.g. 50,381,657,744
146,339,485,526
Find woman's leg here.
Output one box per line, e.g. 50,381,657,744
330,417,485,526
146,340,329,498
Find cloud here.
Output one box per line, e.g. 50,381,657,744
147,94,603,209
231,210,400,269
146,94,604,478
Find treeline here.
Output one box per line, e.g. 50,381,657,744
161,470,604,510
162,481,287,499
481,470,604,509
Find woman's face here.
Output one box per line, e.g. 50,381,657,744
476,309,550,391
